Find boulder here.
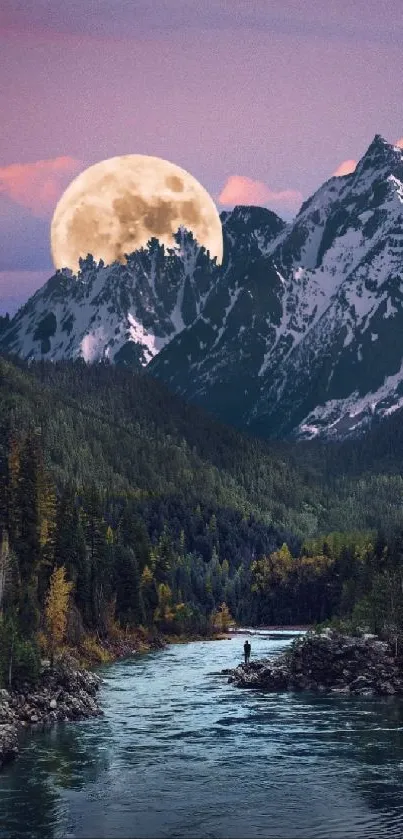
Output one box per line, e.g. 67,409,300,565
0,724,18,768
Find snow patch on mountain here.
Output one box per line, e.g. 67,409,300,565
127,313,165,362
0,234,219,367
2,135,403,441
298,358,403,440
81,329,109,363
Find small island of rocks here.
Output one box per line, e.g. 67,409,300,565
225,631,403,697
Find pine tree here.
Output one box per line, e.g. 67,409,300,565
54,485,88,611
6,434,21,546
80,486,108,630
140,564,158,625
0,530,9,615
16,432,43,585
115,545,145,627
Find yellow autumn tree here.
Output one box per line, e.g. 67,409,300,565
141,564,154,587
106,525,114,546
211,601,233,633
251,543,294,593
154,583,174,627
221,559,230,578
45,566,74,664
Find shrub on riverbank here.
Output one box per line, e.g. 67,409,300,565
0,619,41,690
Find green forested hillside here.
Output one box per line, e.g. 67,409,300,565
0,356,319,535
3,355,403,537
2,353,403,686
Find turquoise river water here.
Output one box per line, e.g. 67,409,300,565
2,631,403,838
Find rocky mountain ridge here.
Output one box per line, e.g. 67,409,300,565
152,135,403,438
1,135,403,440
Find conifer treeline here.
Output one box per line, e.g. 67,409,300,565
0,425,287,644
2,355,403,686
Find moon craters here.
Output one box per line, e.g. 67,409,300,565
67,204,111,258
51,154,223,272
114,194,180,238
166,175,184,192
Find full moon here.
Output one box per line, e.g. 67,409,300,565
50,155,223,273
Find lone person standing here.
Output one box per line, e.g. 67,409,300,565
244,639,251,665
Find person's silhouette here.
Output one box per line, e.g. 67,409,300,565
244,639,251,665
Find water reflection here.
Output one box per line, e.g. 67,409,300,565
0,720,112,838
1,634,403,838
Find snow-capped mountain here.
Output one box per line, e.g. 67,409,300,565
1,135,403,440
0,232,221,367
151,135,403,438
0,207,283,369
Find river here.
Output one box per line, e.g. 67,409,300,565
2,631,403,838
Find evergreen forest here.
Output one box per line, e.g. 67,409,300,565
2,353,403,684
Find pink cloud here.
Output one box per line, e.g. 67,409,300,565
218,175,302,209
0,156,81,217
333,158,357,177
333,139,402,177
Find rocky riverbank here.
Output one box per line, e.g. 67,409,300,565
225,631,403,696
0,662,102,770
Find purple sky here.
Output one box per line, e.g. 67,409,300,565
1,0,403,314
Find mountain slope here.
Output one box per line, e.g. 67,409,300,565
251,135,403,437
0,354,313,537
4,355,403,539
0,209,284,370
151,136,403,438
2,136,403,440
0,233,220,367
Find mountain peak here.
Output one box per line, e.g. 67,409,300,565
3,133,403,442
368,133,389,149
357,133,401,173
220,205,285,227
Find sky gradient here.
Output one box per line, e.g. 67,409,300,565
1,0,403,313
